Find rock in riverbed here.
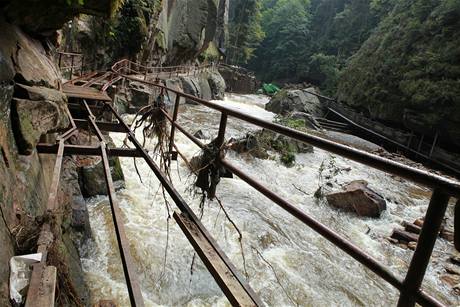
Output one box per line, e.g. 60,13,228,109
326,180,387,218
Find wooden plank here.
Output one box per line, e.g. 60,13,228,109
63,84,111,101
25,265,57,307
174,212,258,307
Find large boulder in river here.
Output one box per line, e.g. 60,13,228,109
207,71,226,100
326,180,386,218
266,88,324,116
79,156,125,197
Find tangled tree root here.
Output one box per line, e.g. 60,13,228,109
191,139,228,200
125,93,172,183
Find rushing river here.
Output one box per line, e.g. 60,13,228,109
80,94,458,306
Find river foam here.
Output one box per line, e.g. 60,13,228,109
80,94,457,306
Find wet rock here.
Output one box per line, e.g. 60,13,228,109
408,241,417,250
323,131,382,152
165,78,185,104
441,228,454,242
159,0,218,64
198,74,212,101
0,52,14,83
391,228,419,243
180,76,202,104
218,64,260,94
12,85,69,154
403,221,421,234
114,95,129,115
193,129,207,140
61,158,91,241
0,19,61,88
326,180,387,218
0,83,14,122
3,0,112,34
414,218,424,227
228,130,314,166
387,237,399,244
79,157,125,197
445,264,460,275
129,82,153,108
441,274,460,287
228,133,268,159
450,255,460,266
266,88,324,116
207,71,226,100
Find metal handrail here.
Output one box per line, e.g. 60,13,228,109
112,59,216,79
111,59,460,196
110,59,460,306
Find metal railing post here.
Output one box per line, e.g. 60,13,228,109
81,55,85,76
397,188,450,306
70,55,74,79
216,113,228,147
168,95,181,164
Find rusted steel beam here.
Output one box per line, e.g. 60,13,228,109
68,103,106,113
83,100,105,141
83,72,111,88
220,158,443,306
397,189,450,307
114,70,460,197
216,113,228,147
100,142,145,307
174,212,258,306
167,95,181,162
37,143,143,157
74,119,128,133
108,103,263,306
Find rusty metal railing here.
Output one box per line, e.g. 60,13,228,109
112,59,217,81
110,59,460,306
57,51,86,79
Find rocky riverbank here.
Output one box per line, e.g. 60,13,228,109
0,1,123,305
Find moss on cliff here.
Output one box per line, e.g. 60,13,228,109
337,0,460,144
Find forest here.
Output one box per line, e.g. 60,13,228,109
227,0,460,97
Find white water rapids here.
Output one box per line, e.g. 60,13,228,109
80,94,458,306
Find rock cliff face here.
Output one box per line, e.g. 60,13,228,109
0,1,118,304
156,0,228,64
218,64,260,94
74,0,228,69
337,0,460,149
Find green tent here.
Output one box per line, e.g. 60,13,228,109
262,83,280,95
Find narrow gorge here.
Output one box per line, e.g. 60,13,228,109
0,1,459,307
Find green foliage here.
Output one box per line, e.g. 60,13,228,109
306,53,339,95
250,0,311,81
242,0,397,91
227,0,265,65
112,0,149,59
277,117,307,131
66,0,85,6
280,151,296,167
337,0,460,135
